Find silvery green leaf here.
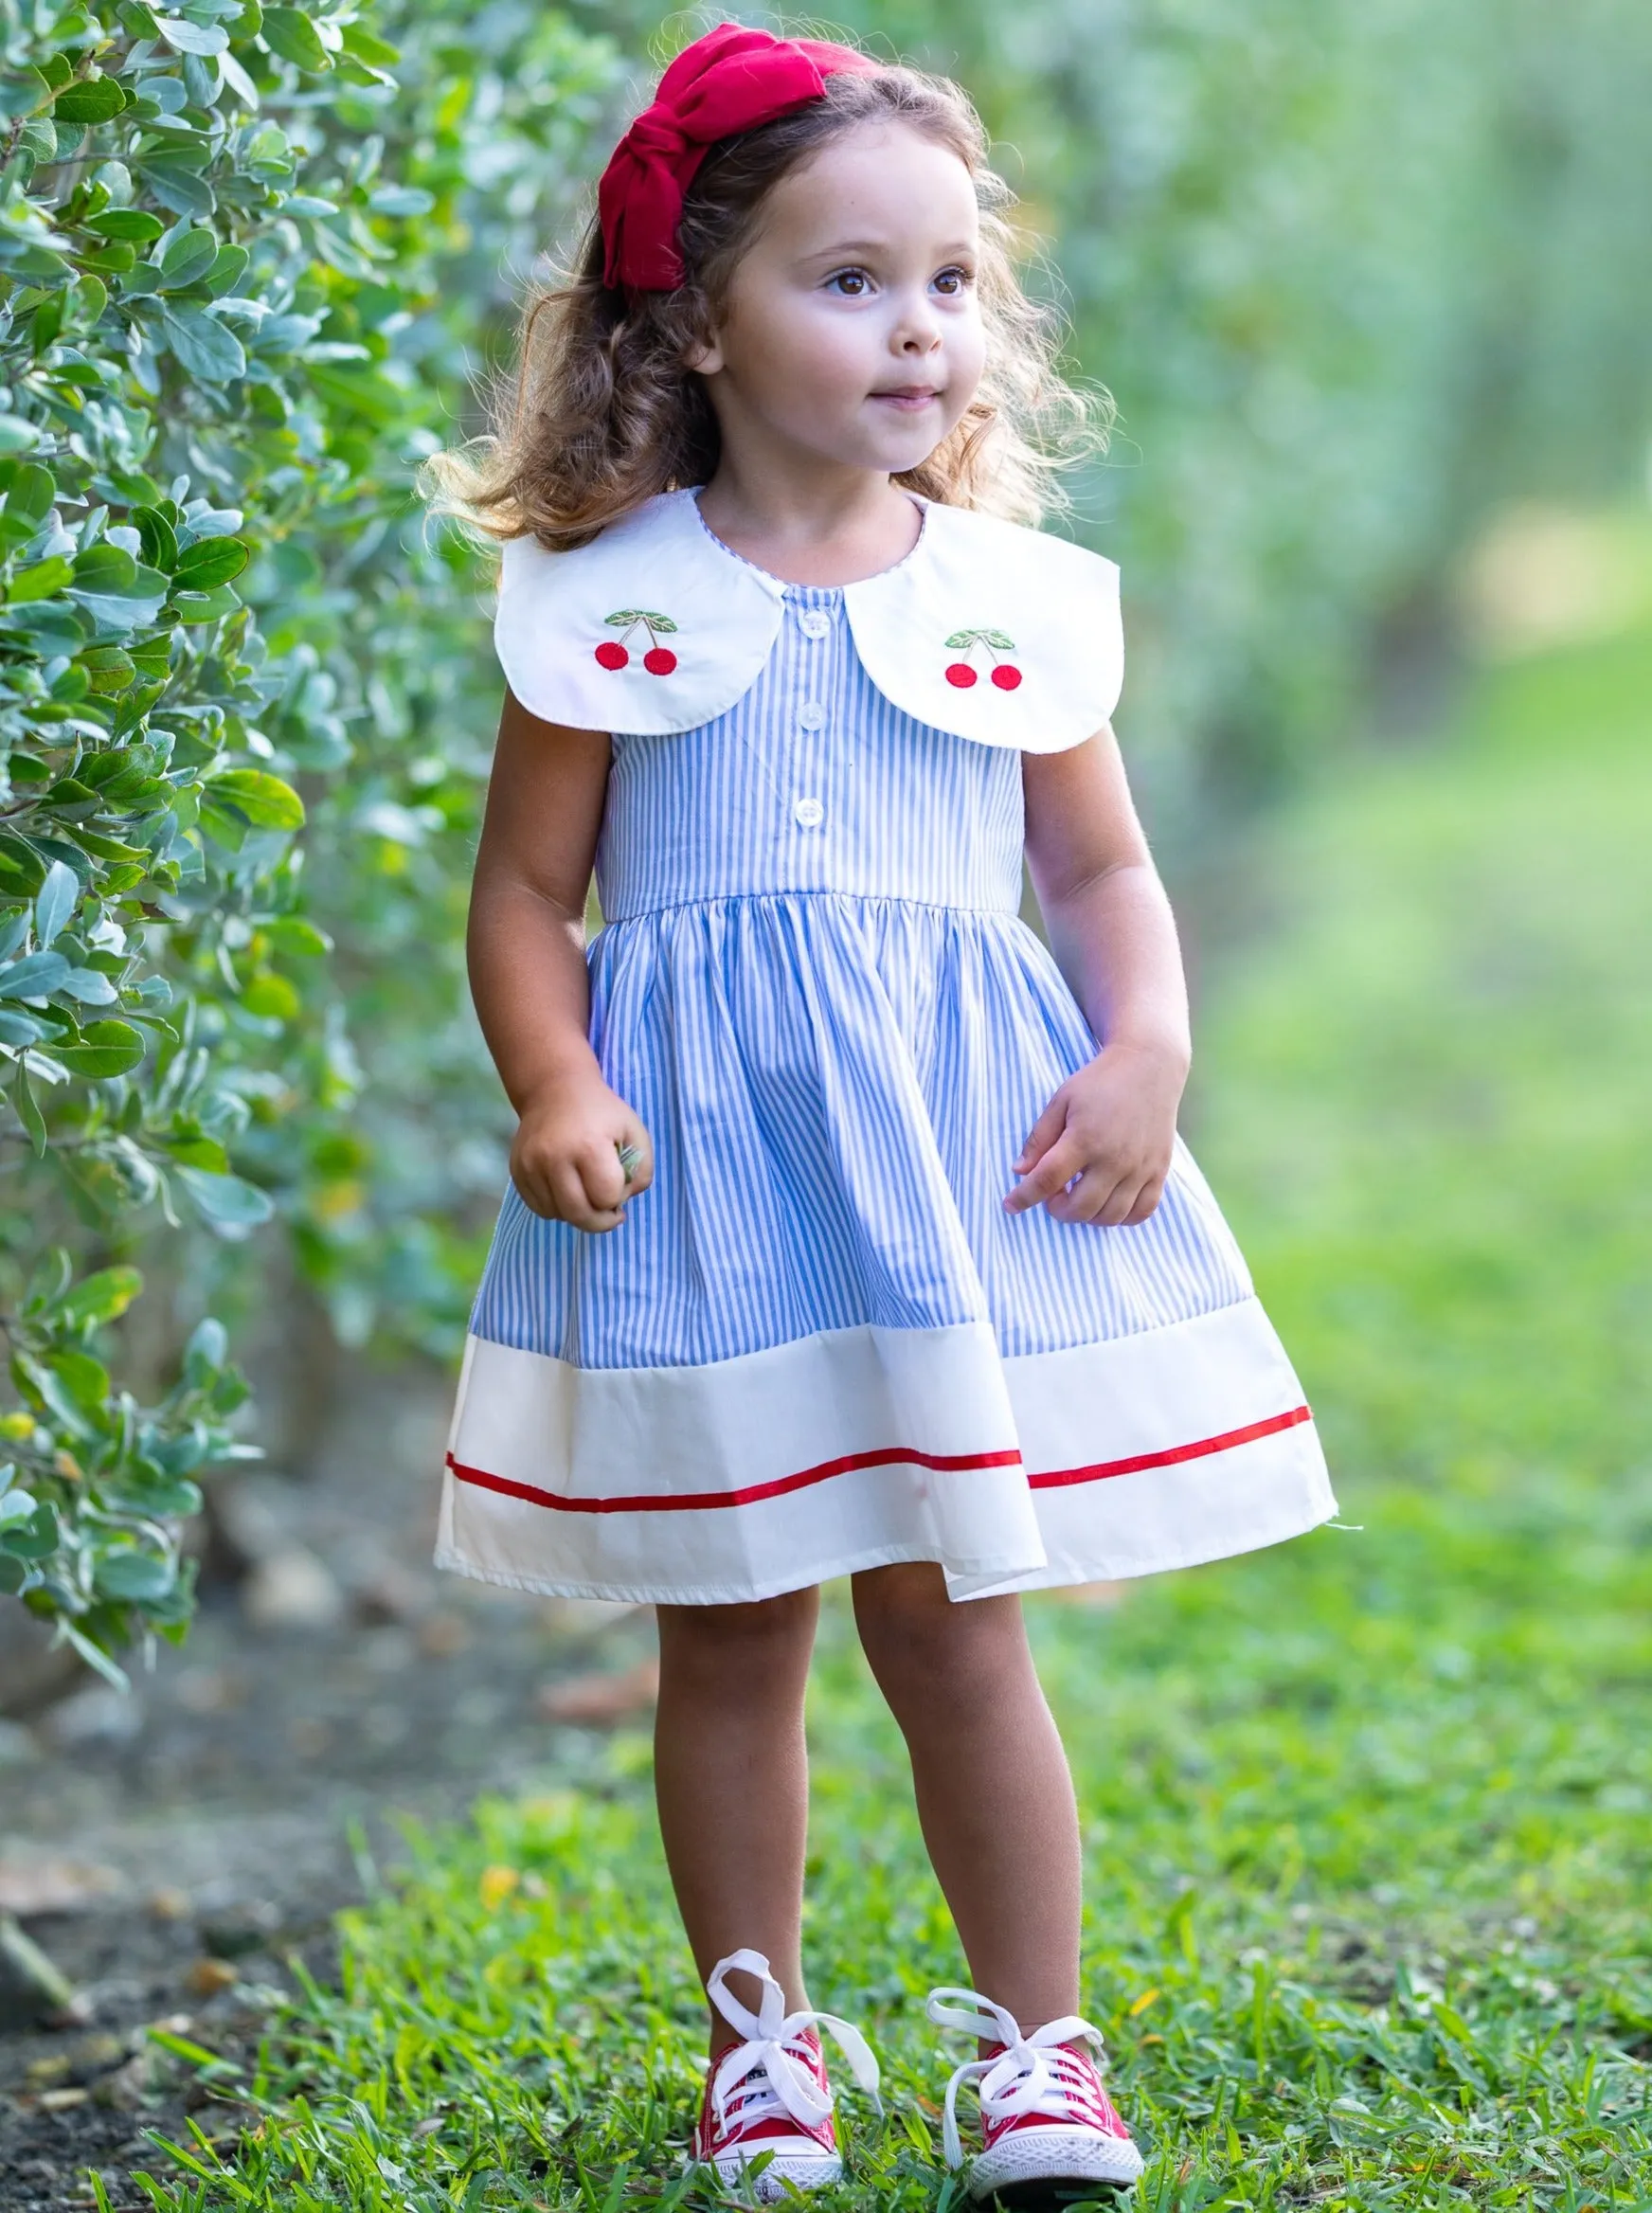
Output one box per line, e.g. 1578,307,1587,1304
159,303,245,382
0,1489,36,1532
94,1547,175,1600
220,49,259,107
66,590,170,631
154,16,228,55
59,967,120,1005
175,1162,275,1230
368,186,434,217
33,860,78,947
0,950,70,1000
155,225,218,288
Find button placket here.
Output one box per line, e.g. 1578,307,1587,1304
728,597,837,838
790,603,833,831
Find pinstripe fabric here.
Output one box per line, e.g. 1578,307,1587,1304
468,570,1255,1373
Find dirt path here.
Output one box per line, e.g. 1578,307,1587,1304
0,1370,659,2212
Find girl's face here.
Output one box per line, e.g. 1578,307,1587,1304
692,120,986,478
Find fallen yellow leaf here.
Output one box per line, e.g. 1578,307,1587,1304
478,1864,520,1910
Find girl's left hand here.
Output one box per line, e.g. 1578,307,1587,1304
1004,1039,1188,1225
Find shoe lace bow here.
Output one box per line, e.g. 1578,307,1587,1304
707,1949,882,2138
925,1987,1110,2171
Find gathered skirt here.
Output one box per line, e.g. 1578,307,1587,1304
438,891,1336,1603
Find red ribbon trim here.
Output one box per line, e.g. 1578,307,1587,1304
1027,1403,1314,1490
446,1403,1314,1517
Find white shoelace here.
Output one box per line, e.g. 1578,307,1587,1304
706,1949,883,2140
925,1987,1111,2170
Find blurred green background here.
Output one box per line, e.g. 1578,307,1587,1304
240,0,1652,1372
8,0,1652,1412
1,0,1650,2204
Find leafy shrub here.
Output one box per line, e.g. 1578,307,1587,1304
0,0,618,1676
6,0,1648,1681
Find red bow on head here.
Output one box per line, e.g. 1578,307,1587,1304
598,22,880,294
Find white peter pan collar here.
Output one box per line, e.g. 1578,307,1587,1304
493,486,1122,754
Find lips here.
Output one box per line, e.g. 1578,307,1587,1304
871,387,941,409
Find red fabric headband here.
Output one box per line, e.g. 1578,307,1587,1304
597,22,880,293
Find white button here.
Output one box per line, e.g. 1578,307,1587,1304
798,702,826,731
799,611,831,639
793,795,825,828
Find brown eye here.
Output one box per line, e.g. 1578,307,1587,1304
933,266,969,296
827,268,871,297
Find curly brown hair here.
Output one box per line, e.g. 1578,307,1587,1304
423,51,1109,549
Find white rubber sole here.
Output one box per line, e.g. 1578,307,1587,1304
968,2125,1144,2197
704,2142,843,2201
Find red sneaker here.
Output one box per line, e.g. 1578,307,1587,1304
927,1988,1143,2199
692,1949,881,2201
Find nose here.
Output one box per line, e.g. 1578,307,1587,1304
892,286,943,355
899,326,941,355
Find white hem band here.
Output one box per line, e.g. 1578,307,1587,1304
437,1298,1336,1604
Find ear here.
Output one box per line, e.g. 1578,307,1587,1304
678,294,724,379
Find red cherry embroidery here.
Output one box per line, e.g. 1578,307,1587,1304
945,628,1018,692
599,608,679,673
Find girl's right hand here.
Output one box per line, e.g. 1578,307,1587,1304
509,1074,654,1232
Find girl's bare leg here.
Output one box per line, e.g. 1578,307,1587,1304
852,1562,1082,2027
654,1587,820,2051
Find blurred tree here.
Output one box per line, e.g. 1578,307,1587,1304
5,0,1649,1676
800,0,1652,834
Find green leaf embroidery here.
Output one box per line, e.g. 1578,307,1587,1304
604,608,678,633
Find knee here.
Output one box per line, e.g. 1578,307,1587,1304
657,1587,817,1688
853,1565,1023,1704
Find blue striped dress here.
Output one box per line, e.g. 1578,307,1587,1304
438,519,1336,1605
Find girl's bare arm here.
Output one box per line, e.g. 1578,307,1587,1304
1014,727,1193,1225
468,689,653,1232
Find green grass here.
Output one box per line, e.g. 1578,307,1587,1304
127,626,1652,2209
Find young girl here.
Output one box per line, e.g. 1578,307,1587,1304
430,24,1336,2201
